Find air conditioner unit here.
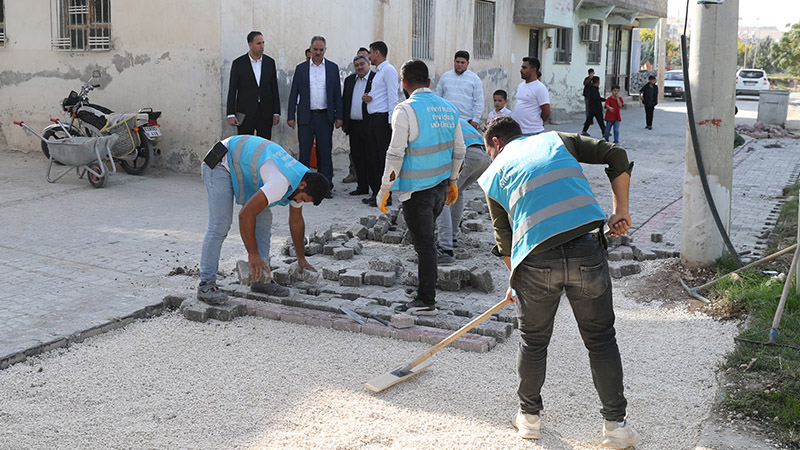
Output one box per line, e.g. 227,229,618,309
580,23,601,42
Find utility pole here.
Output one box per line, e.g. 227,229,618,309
656,18,667,100
680,0,739,265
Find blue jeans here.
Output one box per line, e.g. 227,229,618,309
604,120,620,144
512,235,628,421
437,145,492,252
200,163,273,283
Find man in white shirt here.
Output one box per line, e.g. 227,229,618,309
287,36,343,195
375,60,466,315
512,57,551,135
362,41,399,206
436,50,484,129
198,135,330,304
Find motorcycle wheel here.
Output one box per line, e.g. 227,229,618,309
118,134,152,175
87,164,107,188
41,126,82,163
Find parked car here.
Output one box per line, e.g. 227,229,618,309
663,70,685,99
736,69,770,96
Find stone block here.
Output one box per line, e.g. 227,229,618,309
180,298,209,323
271,267,292,286
246,302,283,320
607,248,624,261
361,321,393,337
368,256,404,277
452,334,492,353
333,247,354,260
280,310,309,325
332,318,362,333
207,302,248,322
288,262,321,285
339,270,363,287
311,227,333,245
438,266,467,282
467,199,488,214
392,328,421,343
287,246,297,257
469,269,494,293
651,233,664,243
360,215,378,228
343,238,363,255
418,328,452,345
304,242,324,256
382,231,404,244
363,270,396,287
461,220,484,232
346,223,369,240
619,235,633,245
403,271,419,286
323,242,342,256
620,247,634,260
632,246,657,261
395,212,406,229
438,279,463,291
391,313,415,329
610,263,642,279
251,281,291,297
462,210,479,220
235,259,271,285
455,248,471,260
306,310,335,328
322,267,343,281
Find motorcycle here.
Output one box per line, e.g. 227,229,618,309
41,70,162,175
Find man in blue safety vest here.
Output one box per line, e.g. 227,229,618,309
478,115,638,448
375,59,466,315
198,135,330,304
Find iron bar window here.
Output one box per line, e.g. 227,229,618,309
473,0,495,59
412,0,434,59
52,0,111,51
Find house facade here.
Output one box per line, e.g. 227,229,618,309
0,0,666,172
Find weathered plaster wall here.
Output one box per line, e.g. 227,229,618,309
0,0,222,172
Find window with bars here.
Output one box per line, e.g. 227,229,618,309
51,0,111,51
473,0,494,59
0,0,6,47
412,0,434,59
586,20,602,64
554,28,572,64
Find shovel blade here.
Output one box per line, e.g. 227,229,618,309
365,360,433,393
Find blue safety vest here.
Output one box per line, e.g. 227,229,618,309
393,92,459,192
478,131,606,275
226,135,309,206
459,119,484,148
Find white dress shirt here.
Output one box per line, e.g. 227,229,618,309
350,72,371,121
366,60,399,123
309,59,327,110
250,55,262,87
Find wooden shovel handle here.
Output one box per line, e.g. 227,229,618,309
407,297,513,370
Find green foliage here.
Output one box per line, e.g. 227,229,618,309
774,22,800,75
639,29,682,69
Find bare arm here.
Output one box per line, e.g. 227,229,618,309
289,205,315,272
540,103,551,124
607,172,631,237
239,191,270,279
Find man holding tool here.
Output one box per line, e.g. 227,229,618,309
198,135,330,304
478,115,638,448
374,59,465,315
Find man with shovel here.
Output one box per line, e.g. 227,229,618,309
478,115,638,448
198,135,330,304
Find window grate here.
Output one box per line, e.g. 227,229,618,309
554,28,572,64
473,0,495,59
412,0,434,59
0,0,5,47
52,0,111,51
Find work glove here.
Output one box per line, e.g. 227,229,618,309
446,182,459,206
376,189,391,214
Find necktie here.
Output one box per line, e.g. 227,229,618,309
363,71,376,118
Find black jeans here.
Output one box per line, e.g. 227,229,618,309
238,107,273,139
347,120,370,192
512,235,628,422
366,113,392,196
402,180,448,305
582,109,606,135
644,104,655,127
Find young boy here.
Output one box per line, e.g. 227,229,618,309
488,89,512,121
604,85,623,144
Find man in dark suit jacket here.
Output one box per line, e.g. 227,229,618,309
287,36,343,192
341,50,374,196
226,31,281,139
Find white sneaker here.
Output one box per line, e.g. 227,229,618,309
602,420,639,448
511,410,540,439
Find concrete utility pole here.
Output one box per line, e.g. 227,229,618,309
681,0,739,264
656,18,667,100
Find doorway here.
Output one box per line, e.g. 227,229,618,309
605,26,631,94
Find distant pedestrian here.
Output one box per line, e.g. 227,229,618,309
582,68,595,120
639,75,658,130
581,76,605,137
512,57,550,135
488,89,512,121
604,85,624,144
436,50,484,129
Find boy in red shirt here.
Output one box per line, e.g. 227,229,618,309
604,85,623,144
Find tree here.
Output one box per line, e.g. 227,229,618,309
752,36,777,72
774,21,800,75
640,29,655,67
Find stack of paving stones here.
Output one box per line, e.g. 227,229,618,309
605,233,681,279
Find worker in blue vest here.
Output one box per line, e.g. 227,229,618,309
435,118,491,265
198,135,330,304
375,59,466,315
478,115,638,448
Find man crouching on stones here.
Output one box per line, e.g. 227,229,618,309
477,115,639,448
198,135,330,304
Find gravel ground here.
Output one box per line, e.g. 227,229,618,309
0,261,737,450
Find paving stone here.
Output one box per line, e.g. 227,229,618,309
179,298,209,323
392,327,421,343
404,271,419,286
343,238,363,255
304,242,324,256
467,199,488,214
310,227,333,245
437,279,463,291
382,231,404,244
462,210,479,220
272,267,292,285
395,212,406,229
451,334,493,353
455,248,471,260
363,270,396,287
280,310,309,325
332,318,362,333
322,267,343,281
461,220,484,232
469,269,494,293
207,301,248,321
610,263,642,279
287,246,297,257
632,246,658,261
306,310,335,328
251,281,291,297
438,266,467,282
288,262,322,285
339,270,363,287
391,313,415,329
235,259,271,285
619,235,633,245
359,215,378,228
418,328,452,345
346,223,369,240
323,241,343,256
333,247,354,260
361,321,393,338
651,233,664,243
368,256,405,277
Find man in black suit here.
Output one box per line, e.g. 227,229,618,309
287,36,343,194
341,50,374,196
226,31,281,139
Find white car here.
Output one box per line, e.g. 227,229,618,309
663,70,685,99
736,69,770,96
